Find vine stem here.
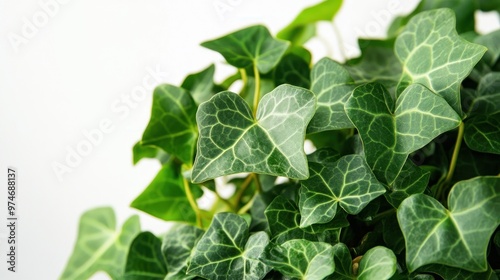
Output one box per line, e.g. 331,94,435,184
183,176,203,228
437,122,465,200
252,63,261,117
239,68,248,92
237,193,257,215
236,174,261,214
233,174,255,209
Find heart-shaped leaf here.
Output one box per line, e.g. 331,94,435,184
181,64,217,105
162,224,204,280
192,84,316,183
398,176,500,272
60,207,141,280
395,8,486,113
201,25,289,74
299,154,386,227
346,83,461,184
130,161,201,224
187,213,270,280
262,239,335,280
141,85,198,165
124,232,167,280
307,57,355,133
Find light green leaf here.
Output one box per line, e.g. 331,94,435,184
192,84,316,183
277,0,343,46
130,161,200,223
162,224,204,280
141,85,198,165
60,207,141,280
346,83,461,184
398,176,500,272
308,57,356,133
273,53,310,88
187,213,270,280
357,246,397,280
201,25,289,74
464,73,500,154
418,264,499,280
299,155,385,227
132,141,169,165
262,240,335,280
124,232,167,280
395,8,486,113
384,159,430,208
181,64,216,105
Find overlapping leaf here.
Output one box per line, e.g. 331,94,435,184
192,85,316,183
346,83,461,184
273,53,310,88
384,159,430,208
201,25,289,74
188,213,270,280
132,141,169,165
130,161,201,223
162,224,204,280
299,154,385,227
395,8,486,113
181,64,217,105
262,240,335,280
124,232,167,280
398,176,500,272
141,85,198,165
60,208,141,280
307,57,355,133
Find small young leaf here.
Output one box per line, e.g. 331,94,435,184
308,57,355,133
346,83,461,184
262,240,335,280
192,85,316,183
181,64,216,105
60,207,141,280
398,176,500,272
395,8,486,113
130,161,201,223
187,213,270,280
329,243,352,280
201,25,289,74
141,85,198,165
124,232,167,280
357,246,397,280
299,155,385,227
162,224,204,280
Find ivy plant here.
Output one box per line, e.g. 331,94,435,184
62,1,500,279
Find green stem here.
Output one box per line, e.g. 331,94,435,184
437,122,465,200
233,174,254,209
237,193,257,215
183,176,202,228
252,64,261,117
205,186,234,212
239,68,248,91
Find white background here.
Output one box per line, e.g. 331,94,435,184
0,0,498,279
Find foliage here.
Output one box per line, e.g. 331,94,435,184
62,1,500,279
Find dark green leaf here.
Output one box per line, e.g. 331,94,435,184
384,159,430,208
418,264,499,280
299,155,385,227
262,240,335,280
181,64,216,105
60,208,141,280
398,176,500,272
273,53,310,88
329,243,352,280
188,213,270,280
141,85,198,165
192,85,316,183
132,141,169,165
382,215,405,254
306,148,341,165
346,83,461,184
124,232,167,280
202,25,289,74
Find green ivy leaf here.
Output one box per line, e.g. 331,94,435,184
395,8,486,113
124,232,167,280
141,85,198,165
384,159,430,208
273,53,310,88
187,213,270,280
60,207,141,280
162,224,204,280
181,64,216,105
132,141,169,165
192,84,316,183
382,215,405,254
130,161,201,223
299,155,385,227
277,0,342,46
201,25,289,74
398,176,500,272
308,57,355,133
262,240,335,280
418,264,499,280
329,243,352,280
306,148,341,165
346,83,461,184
